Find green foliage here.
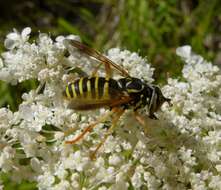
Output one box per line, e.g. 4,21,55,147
0,80,37,111
93,0,220,82
1,173,37,190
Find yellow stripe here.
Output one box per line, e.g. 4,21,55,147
71,84,77,98
103,77,109,99
66,86,71,98
79,78,84,96
95,77,99,99
127,89,141,93
87,79,92,99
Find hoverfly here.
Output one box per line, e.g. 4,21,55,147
64,40,171,159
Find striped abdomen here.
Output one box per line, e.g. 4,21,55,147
65,77,122,101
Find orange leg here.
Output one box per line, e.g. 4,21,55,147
134,111,147,134
65,107,119,144
91,62,102,77
91,61,112,78
90,108,125,160
134,111,146,127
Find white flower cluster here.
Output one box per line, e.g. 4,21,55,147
106,48,154,82
0,28,220,190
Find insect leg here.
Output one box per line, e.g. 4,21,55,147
91,62,102,76
90,108,125,160
133,111,151,135
65,107,119,144
91,60,112,78
134,111,146,127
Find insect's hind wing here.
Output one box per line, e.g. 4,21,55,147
67,95,132,111
67,99,113,110
69,40,130,78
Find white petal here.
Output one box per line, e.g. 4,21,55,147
0,58,3,68
21,27,31,38
6,32,19,40
176,45,192,59
4,39,17,49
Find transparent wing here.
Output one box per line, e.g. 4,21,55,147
69,40,130,77
67,95,132,110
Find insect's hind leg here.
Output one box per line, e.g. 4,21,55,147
65,107,119,144
90,108,125,160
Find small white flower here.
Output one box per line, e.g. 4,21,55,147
107,48,154,82
53,180,70,190
208,175,221,189
176,45,191,59
0,28,221,189
109,154,122,166
19,103,53,132
103,136,119,153
131,170,142,188
0,58,3,69
64,151,89,172
0,146,15,172
4,27,31,49
98,186,107,190
30,157,42,173
37,172,55,189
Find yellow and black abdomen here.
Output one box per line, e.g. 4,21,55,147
64,77,124,110
65,77,122,100
65,77,95,100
